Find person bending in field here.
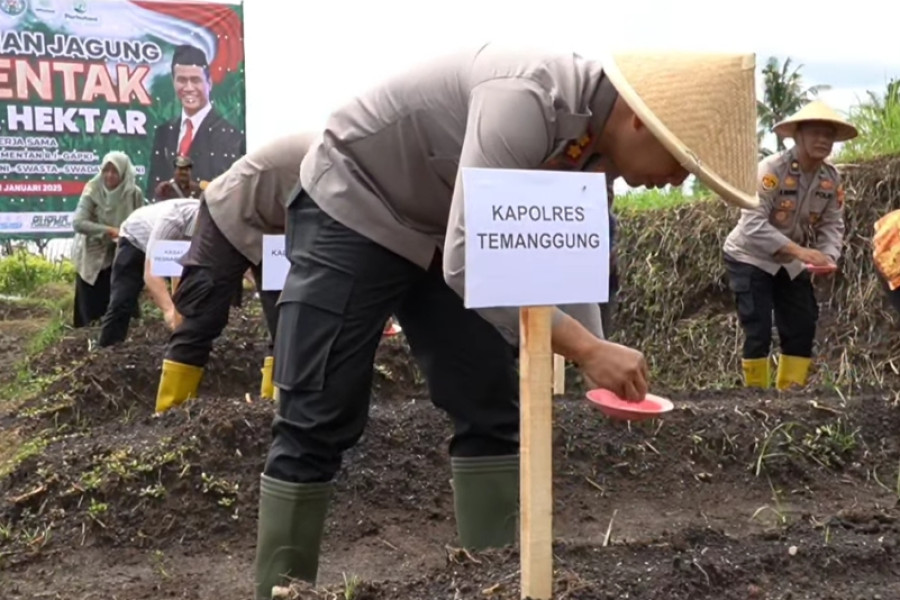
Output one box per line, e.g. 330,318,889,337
252,44,762,598
153,132,317,414
722,101,858,390
96,198,200,347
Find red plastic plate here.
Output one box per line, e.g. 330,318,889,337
805,263,837,275
586,389,674,421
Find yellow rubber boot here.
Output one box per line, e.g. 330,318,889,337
155,359,204,414
775,355,812,391
741,358,770,388
260,356,275,400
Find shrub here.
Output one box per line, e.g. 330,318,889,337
0,250,75,297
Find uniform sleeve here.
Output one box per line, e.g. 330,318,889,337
442,79,605,345
72,187,109,237
738,162,793,257
815,171,845,262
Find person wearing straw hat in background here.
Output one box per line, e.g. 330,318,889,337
722,100,858,390
153,132,317,415
252,44,760,597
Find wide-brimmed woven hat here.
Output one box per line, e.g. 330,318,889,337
773,100,858,142
600,52,759,209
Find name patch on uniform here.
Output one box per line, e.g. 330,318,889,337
815,190,834,199
779,189,798,196
762,173,778,191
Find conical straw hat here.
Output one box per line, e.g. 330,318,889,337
773,100,858,142
600,52,759,209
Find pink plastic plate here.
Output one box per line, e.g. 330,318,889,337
586,389,674,422
382,322,403,337
805,263,837,275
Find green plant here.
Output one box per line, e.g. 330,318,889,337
0,250,75,296
838,79,900,162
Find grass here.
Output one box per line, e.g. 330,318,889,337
836,83,900,163
616,186,707,212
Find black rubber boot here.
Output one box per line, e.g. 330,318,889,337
450,454,519,550
253,474,332,599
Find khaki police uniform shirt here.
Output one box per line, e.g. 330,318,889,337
298,44,617,343
723,146,845,279
204,132,316,265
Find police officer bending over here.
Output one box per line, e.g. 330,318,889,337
251,45,762,598
154,133,317,413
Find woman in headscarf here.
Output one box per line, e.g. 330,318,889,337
71,151,145,327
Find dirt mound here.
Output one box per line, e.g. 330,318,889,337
281,513,900,600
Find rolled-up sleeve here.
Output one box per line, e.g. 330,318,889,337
442,79,605,345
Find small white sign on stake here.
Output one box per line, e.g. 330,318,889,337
149,240,191,277
461,168,609,309
461,167,609,600
262,234,290,291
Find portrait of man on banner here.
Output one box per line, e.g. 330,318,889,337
145,43,246,198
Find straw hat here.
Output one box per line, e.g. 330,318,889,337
773,100,858,142
600,52,759,209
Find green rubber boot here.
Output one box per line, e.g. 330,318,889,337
450,454,519,550
253,474,332,599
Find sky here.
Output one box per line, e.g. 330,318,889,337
237,0,900,155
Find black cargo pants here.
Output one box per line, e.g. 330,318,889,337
724,254,818,359
97,238,146,347
264,191,519,484
165,200,280,367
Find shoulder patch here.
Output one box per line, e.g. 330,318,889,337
761,173,778,191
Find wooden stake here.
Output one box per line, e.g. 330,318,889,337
552,354,565,395
519,306,554,600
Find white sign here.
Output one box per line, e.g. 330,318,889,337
0,211,74,234
149,240,191,277
262,234,289,291
462,168,609,308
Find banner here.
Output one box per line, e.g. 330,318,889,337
0,0,247,239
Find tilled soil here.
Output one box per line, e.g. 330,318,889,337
2,303,900,599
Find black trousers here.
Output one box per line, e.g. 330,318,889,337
264,191,519,484
73,267,111,328
97,238,146,347
164,200,280,367
724,255,818,359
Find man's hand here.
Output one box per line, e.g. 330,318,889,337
577,340,649,402
107,227,119,240
797,247,833,267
